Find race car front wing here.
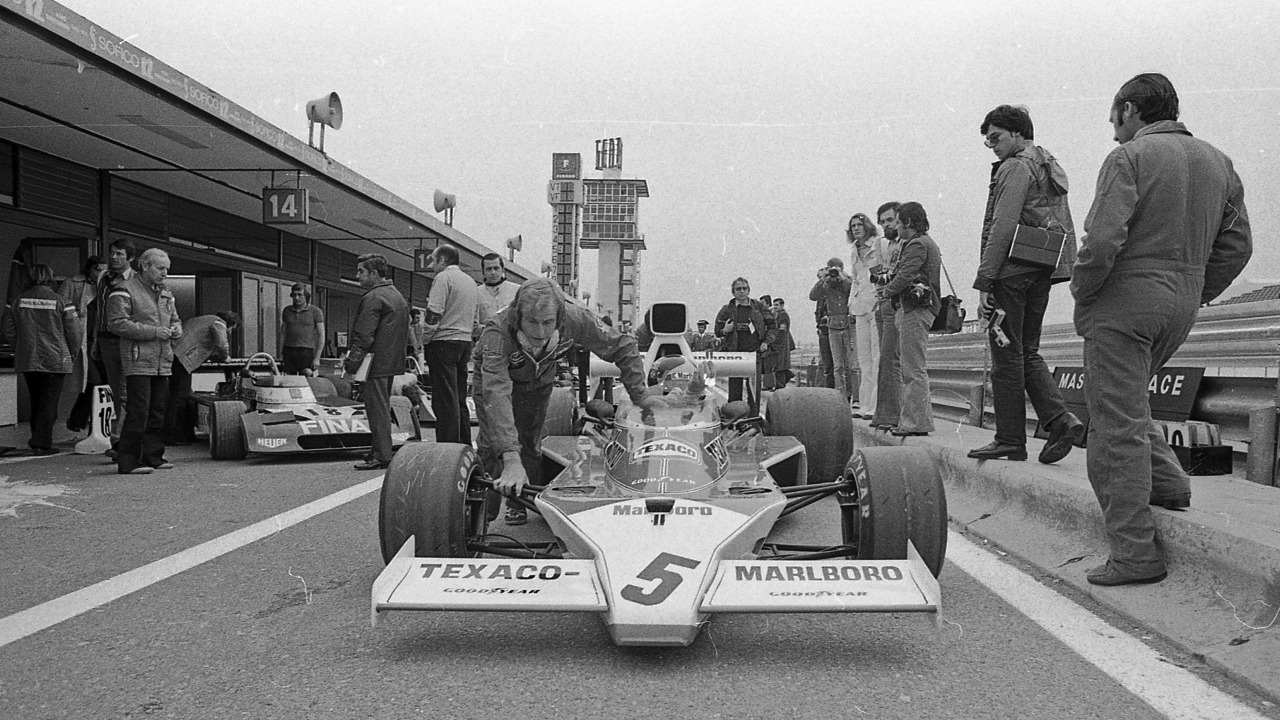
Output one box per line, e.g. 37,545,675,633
371,537,940,629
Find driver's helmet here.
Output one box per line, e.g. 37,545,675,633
647,356,705,397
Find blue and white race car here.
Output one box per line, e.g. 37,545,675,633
371,303,946,646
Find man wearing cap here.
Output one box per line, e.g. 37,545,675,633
688,319,716,352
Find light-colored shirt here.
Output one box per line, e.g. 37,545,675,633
475,279,520,329
426,264,479,344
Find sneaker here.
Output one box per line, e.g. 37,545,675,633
122,467,154,475
505,506,528,526
152,462,175,470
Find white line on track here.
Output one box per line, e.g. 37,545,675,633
947,530,1267,720
0,476,383,650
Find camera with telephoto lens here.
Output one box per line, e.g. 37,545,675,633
826,267,840,279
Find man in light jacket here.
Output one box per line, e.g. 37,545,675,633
106,248,182,474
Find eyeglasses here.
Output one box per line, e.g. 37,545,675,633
983,130,1007,148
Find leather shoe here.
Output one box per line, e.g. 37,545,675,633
354,459,390,471
967,441,1027,461
121,467,154,475
31,447,60,456
152,462,175,470
890,428,930,437
1039,413,1085,464
1086,563,1167,586
1150,493,1191,510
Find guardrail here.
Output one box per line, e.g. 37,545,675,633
925,299,1280,485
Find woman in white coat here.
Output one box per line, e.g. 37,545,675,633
847,213,886,419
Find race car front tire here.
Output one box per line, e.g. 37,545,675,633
765,387,853,486
542,386,576,437
209,401,248,460
378,442,487,563
840,446,947,578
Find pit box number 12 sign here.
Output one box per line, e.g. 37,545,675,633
262,187,310,225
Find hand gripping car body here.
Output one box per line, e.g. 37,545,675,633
372,302,946,647
197,353,418,460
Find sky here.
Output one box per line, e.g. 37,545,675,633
59,0,1280,345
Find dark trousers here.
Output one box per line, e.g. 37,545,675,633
281,346,315,375
989,272,1070,445
68,351,104,430
24,372,66,451
164,360,195,443
425,340,472,445
476,381,553,517
363,375,394,463
816,328,835,388
118,375,168,473
98,335,127,442
870,299,902,427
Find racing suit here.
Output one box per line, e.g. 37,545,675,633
1073,120,1251,578
475,279,647,487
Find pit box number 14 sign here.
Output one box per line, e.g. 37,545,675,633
262,187,310,225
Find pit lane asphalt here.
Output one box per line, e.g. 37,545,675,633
0,443,1273,719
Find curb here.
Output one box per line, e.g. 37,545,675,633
852,418,1280,702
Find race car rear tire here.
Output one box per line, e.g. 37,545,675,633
766,387,853,486
542,386,576,437
209,401,248,460
306,376,337,399
840,446,947,577
379,442,486,563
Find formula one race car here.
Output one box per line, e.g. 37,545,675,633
371,303,946,647
195,353,419,460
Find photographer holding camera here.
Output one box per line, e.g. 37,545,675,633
714,277,776,413
808,258,855,403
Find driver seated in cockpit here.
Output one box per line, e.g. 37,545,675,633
645,356,707,403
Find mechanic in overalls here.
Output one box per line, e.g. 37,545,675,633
476,278,650,525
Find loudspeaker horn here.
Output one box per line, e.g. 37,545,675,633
505,234,523,251
305,92,343,130
433,189,457,213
